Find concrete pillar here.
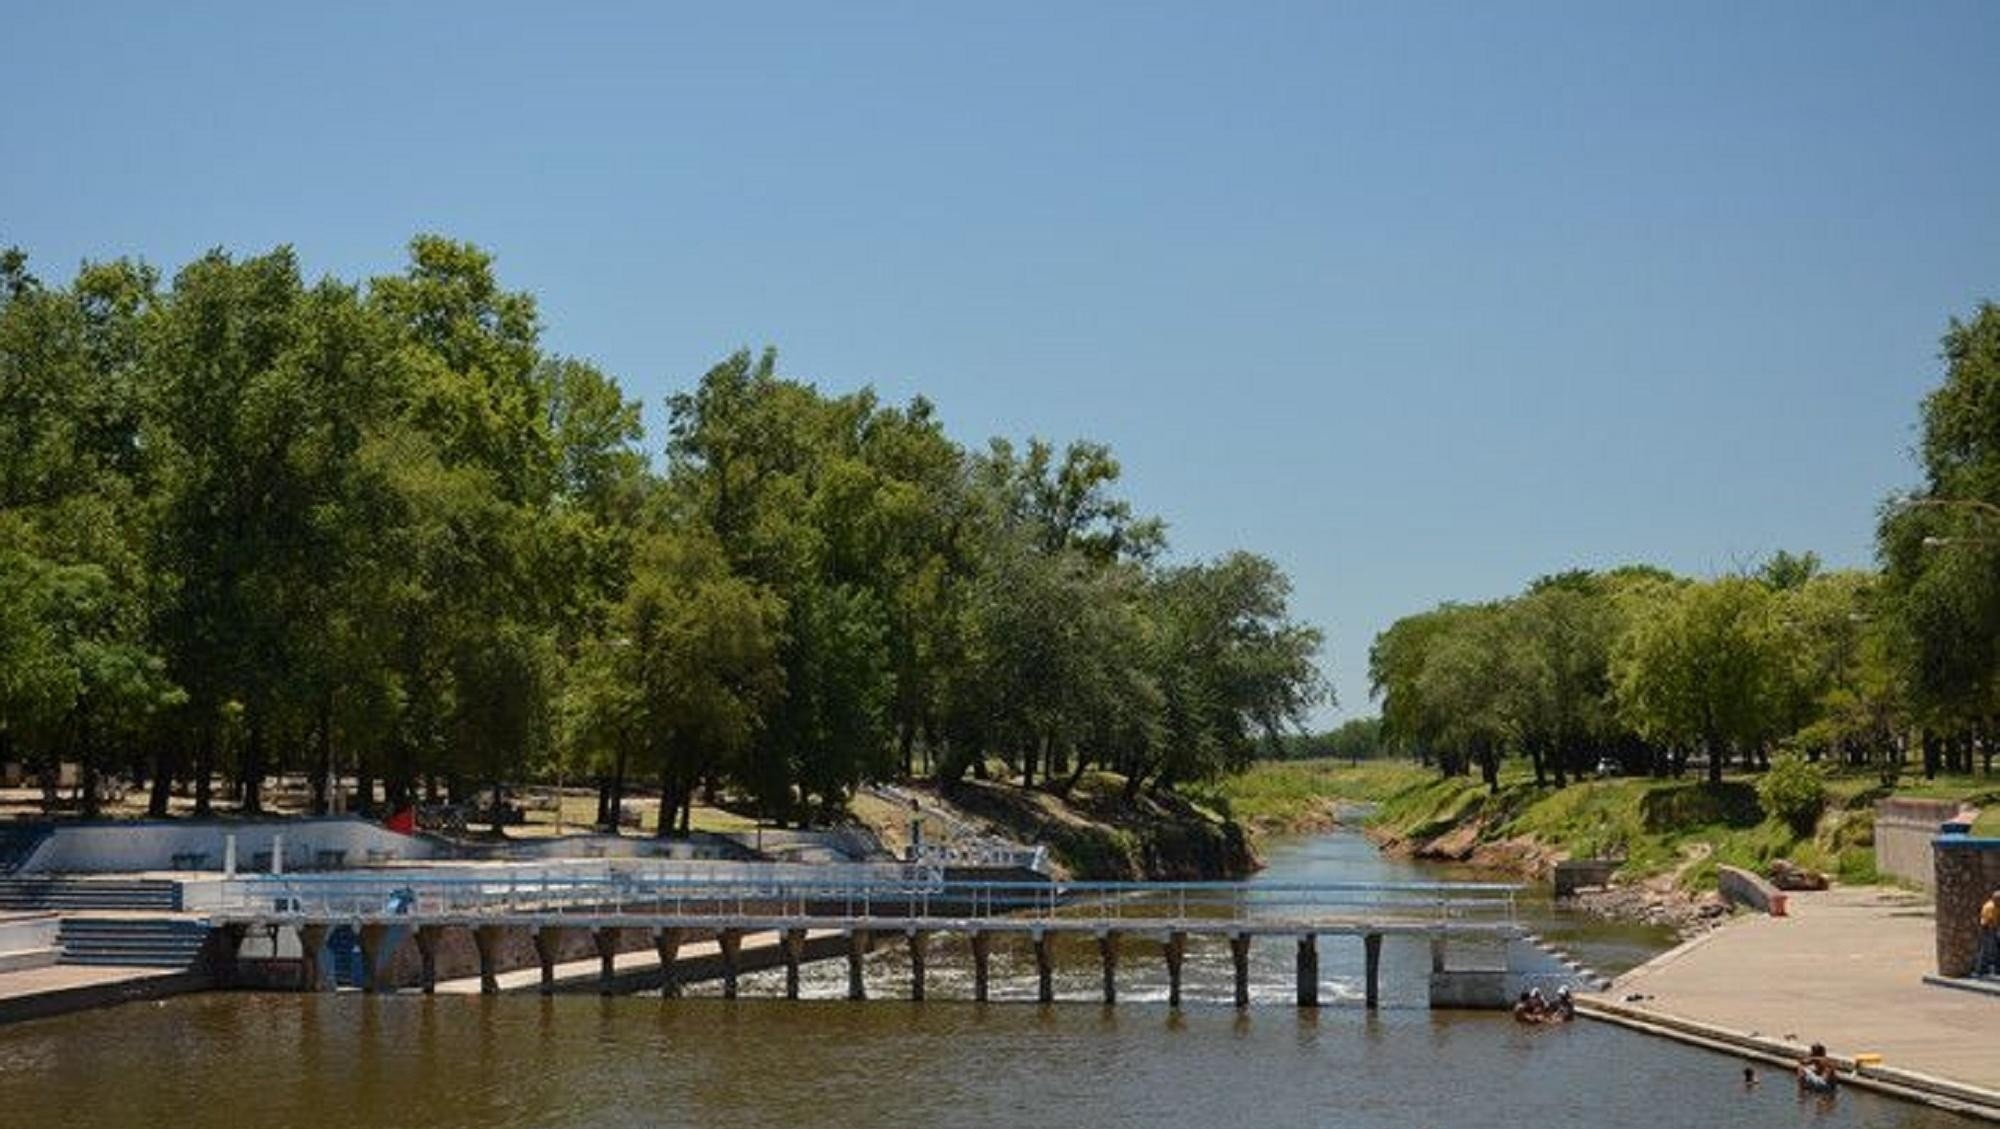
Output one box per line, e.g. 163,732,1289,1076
1229,932,1251,1009
971,931,992,1003
223,834,237,878
1933,832,2000,978
358,923,395,993
907,930,929,1001
211,923,247,987
718,929,743,1000
534,926,561,995
415,926,442,994
1164,931,1187,1008
1097,931,1119,1004
296,924,330,992
1363,931,1383,1011
1034,930,1055,1004
783,928,807,1000
656,928,685,999
847,930,871,1001
271,833,285,875
474,925,504,995
1430,935,1446,974
1296,934,1319,1008
592,928,619,996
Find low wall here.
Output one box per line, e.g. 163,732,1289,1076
1552,859,1620,898
21,817,441,874
1715,865,1787,916
1878,798,1971,890
1933,832,2000,978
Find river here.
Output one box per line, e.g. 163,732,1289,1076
0,830,1977,1128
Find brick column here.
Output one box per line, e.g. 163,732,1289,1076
1933,829,2000,978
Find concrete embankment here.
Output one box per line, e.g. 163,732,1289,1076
1580,885,2000,1122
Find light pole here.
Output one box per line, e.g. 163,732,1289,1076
1896,496,2000,549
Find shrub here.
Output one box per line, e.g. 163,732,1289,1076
1757,753,1827,836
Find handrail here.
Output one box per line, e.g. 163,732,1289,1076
209,869,1520,931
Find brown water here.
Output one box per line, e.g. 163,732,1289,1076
0,834,1977,1129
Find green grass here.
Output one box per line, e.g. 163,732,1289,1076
1360,765,1952,891
1204,759,1432,833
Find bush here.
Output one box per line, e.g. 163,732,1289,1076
1757,753,1827,836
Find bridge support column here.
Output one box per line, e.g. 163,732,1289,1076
971,931,992,1003
534,927,561,995
1164,931,1186,1008
474,925,504,995
358,923,396,994
592,928,619,996
296,924,331,993
213,923,247,987
782,928,807,999
415,926,442,994
718,929,743,999
1296,934,1319,1008
1364,931,1383,1011
655,928,685,999
847,930,871,1001
1229,932,1251,1009
1097,931,1119,1004
907,930,928,1001
1034,930,1055,1004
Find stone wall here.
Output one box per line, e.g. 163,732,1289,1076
1716,864,1787,916
1877,798,1970,890
1932,832,2000,978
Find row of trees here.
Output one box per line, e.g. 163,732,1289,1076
1371,302,2000,789
0,238,1327,827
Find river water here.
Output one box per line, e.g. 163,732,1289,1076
0,832,1977,1129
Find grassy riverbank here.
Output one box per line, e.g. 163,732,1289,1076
849,772,1256,881
1199,759,1433,835
1210,758,2000,893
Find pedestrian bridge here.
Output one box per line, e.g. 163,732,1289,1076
207,870,1533,1008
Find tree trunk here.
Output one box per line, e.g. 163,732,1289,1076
354,760,375,817
192,717,215,818
1705,735,1723,788
149,736,176,818
311,697,333,816
240,707,265,816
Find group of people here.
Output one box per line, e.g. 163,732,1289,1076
1512,985,1575,1024
1795,1043,1839,1094
1978,889,1999,978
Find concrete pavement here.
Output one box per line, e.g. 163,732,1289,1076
1582,885,2000,1120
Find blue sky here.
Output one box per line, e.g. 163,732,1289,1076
5,3,1996,723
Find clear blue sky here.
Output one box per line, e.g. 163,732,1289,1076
5,3,1997,724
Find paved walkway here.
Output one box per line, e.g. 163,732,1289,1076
1584,886,1999,1116
0,963,182,1001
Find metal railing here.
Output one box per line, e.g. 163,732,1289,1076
211,870,1519,933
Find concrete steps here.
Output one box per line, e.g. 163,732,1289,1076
56,918,211,968
0,878,182,912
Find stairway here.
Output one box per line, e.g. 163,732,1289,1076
0,877,182,912
55,917,212,968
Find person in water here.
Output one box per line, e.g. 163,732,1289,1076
1513,989,1544,1022
1797,1043,1838,1092
1551,986,1575,1021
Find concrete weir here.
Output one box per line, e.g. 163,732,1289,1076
210,872,1530,1008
